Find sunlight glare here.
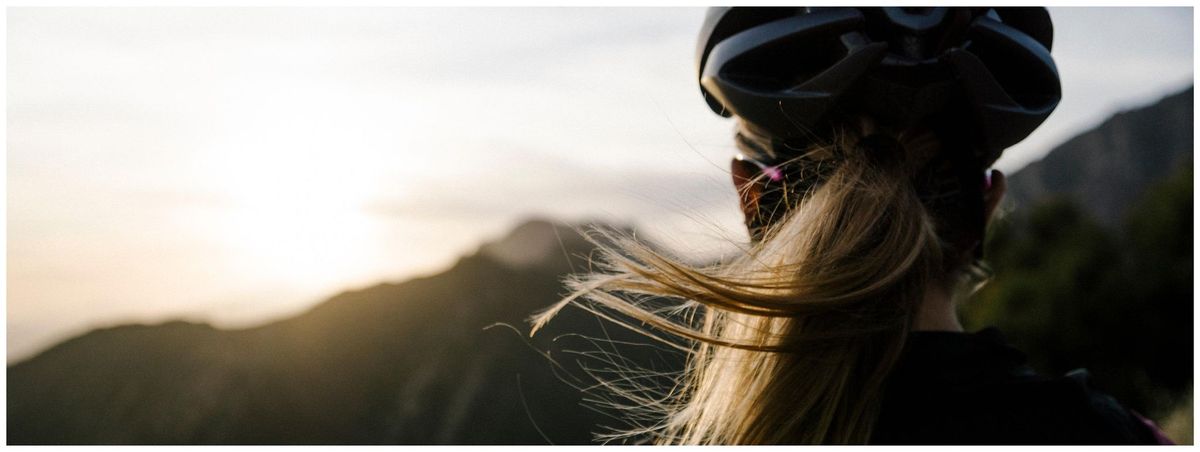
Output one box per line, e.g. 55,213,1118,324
198,75,400,294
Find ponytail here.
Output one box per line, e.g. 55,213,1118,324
531,122,965,444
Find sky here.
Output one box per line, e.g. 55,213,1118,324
6,7,1194,363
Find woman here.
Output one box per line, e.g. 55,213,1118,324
533,7,1170,444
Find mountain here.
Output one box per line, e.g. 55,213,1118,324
8,219,680,445
1005,86,1193,228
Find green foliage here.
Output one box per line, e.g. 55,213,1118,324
961,164,1194,421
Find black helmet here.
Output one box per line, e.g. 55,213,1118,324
697,7,1060,167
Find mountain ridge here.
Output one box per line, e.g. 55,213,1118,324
1004,86,1193,228
9,218,602,369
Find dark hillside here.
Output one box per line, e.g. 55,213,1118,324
9,220,679,444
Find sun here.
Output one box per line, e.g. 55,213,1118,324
196,76,398,295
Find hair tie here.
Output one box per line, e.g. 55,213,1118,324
857,134,905,167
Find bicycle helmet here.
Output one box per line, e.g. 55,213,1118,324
697,7,1061,167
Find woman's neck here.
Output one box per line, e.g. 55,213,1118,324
912,282,963,332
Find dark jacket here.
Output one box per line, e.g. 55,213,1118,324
870,328,1171,445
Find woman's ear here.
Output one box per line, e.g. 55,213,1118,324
983,169,1006,223
731,158,763,229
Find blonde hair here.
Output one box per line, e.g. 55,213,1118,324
531,120,985,444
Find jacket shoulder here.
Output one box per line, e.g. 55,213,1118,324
874,367,1162,444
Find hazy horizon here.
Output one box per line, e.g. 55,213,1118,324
7,7,1194,363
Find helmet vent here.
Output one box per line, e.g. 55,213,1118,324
722,32,851,92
